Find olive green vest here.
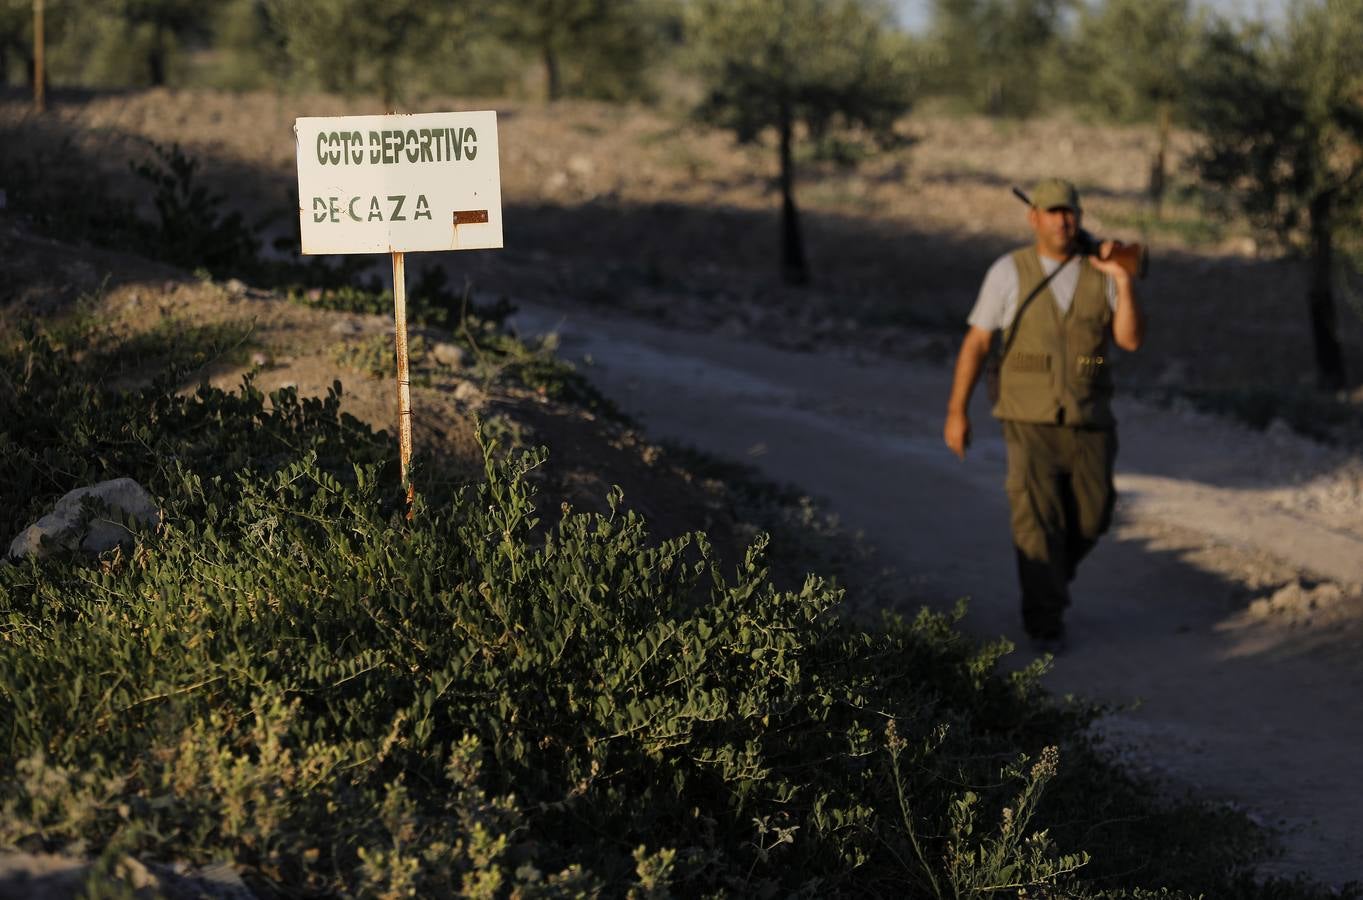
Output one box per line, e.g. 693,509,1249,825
992,247,1115,427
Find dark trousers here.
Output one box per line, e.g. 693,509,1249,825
1002,420,1117,638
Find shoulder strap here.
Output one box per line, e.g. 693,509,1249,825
997,251,1075,365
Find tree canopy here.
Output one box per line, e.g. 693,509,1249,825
689,0,916,284
486,0,673,102
1190,0,1363,388
1067,0,1194,124
924,0,1069,116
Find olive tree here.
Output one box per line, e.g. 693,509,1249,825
925,0,1069,117
0,0,77,88
105,0,205,86
689,0,915,285
486,0,668,102
266,0,458,105
1190,0,1363,389
0,0,27,86
1066,0,1198,214
210,0,290,92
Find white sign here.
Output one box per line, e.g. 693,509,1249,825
294,110,503,255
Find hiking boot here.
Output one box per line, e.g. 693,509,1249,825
1027,626,1068,656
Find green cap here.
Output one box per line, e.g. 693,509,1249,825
1030,178,1081,211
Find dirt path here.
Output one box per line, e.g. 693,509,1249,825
512,300,1363,887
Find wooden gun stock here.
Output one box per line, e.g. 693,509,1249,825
1101,241,1149,279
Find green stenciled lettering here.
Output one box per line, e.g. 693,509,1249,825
349,130,364,164
388,195,406,221
414,194,431,220
368,197,383,221
383,131,399,165
448,128,461,161
327,197,341,223
347,197,361,221
418,129,433,163
405,130,419,163
316,133,328,165
369,131,382,164
312,196,328,222
462,127,477,161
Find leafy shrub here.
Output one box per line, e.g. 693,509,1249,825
0,324,1087,895
1,321,1348,899
0,323,392,540
130,142,261,277
0,428,1091,893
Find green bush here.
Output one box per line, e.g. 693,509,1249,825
1,321,1350,898
130,142,261,277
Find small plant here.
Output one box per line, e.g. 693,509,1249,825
131,142,260,277
332,333,431,384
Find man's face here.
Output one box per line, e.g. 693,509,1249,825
1028,205,1080,257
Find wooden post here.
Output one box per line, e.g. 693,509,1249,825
33,0,45,113
391,251,414,504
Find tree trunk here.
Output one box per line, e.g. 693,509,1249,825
778,101,809,286
33,0,45,111
148,26,166,87
985,76,1003,117
1148,102,1170,220
1307,192,1346,390
543,41,561,102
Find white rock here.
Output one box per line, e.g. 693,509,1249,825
431,342,469,369
1265,418,1296,443
454,381,484,404
8,478,161,560
567,154,595,177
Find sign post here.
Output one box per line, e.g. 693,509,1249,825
391,250,413,490
295,111,503,500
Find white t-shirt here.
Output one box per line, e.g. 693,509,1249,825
967,253,1118,332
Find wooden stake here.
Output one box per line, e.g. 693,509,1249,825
33,0,45,113
391,251,414,505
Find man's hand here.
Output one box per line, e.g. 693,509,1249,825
1086,241,1133,282
944,409,972,460
945,326,992,460
1088,242,1145,351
